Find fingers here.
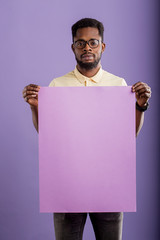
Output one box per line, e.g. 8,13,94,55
132,82,150,91
23,84,40,93
132,81,143,89
22,84,40,103
22,84,40,94
24,95,37,102
23,93,38,102
131,82,151,98
23,90,38,98
134,87,151,95
131,82,151,107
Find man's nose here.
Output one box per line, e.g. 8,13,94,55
83,42,92,51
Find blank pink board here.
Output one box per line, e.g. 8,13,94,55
38,87,136,212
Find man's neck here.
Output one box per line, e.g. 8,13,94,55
76,63,101,78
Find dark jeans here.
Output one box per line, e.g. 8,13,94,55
54,212,123,240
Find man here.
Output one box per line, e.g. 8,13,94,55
23,18,151,240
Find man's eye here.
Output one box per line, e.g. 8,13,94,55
90,40,97,46
77,41,84,46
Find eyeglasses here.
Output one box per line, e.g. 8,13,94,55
74,39,100,49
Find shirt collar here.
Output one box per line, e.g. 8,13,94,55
74,66,103,84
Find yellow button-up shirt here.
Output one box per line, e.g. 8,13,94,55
49,67,127,87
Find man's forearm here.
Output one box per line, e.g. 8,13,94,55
30,106,38,132
136,109,144,136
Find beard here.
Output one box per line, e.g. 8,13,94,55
75,54,101,70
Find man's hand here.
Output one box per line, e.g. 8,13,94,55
131,82,151,136
22,84,40,131
22,84,40,107
131,82,151,106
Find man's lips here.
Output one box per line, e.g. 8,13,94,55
81,54,94,60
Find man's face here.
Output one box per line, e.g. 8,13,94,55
72,27,106,70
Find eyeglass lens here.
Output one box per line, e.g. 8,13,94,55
75,39,99,49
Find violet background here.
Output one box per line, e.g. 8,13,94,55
0,0,159,239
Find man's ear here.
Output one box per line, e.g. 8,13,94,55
71,44,75,53
101,42,106,53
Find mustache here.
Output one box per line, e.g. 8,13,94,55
81,53,95,58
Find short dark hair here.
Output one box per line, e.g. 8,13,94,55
71,18,104,42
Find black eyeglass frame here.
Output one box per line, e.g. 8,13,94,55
73,39,101,49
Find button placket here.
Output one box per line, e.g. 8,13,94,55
84,80,87,86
